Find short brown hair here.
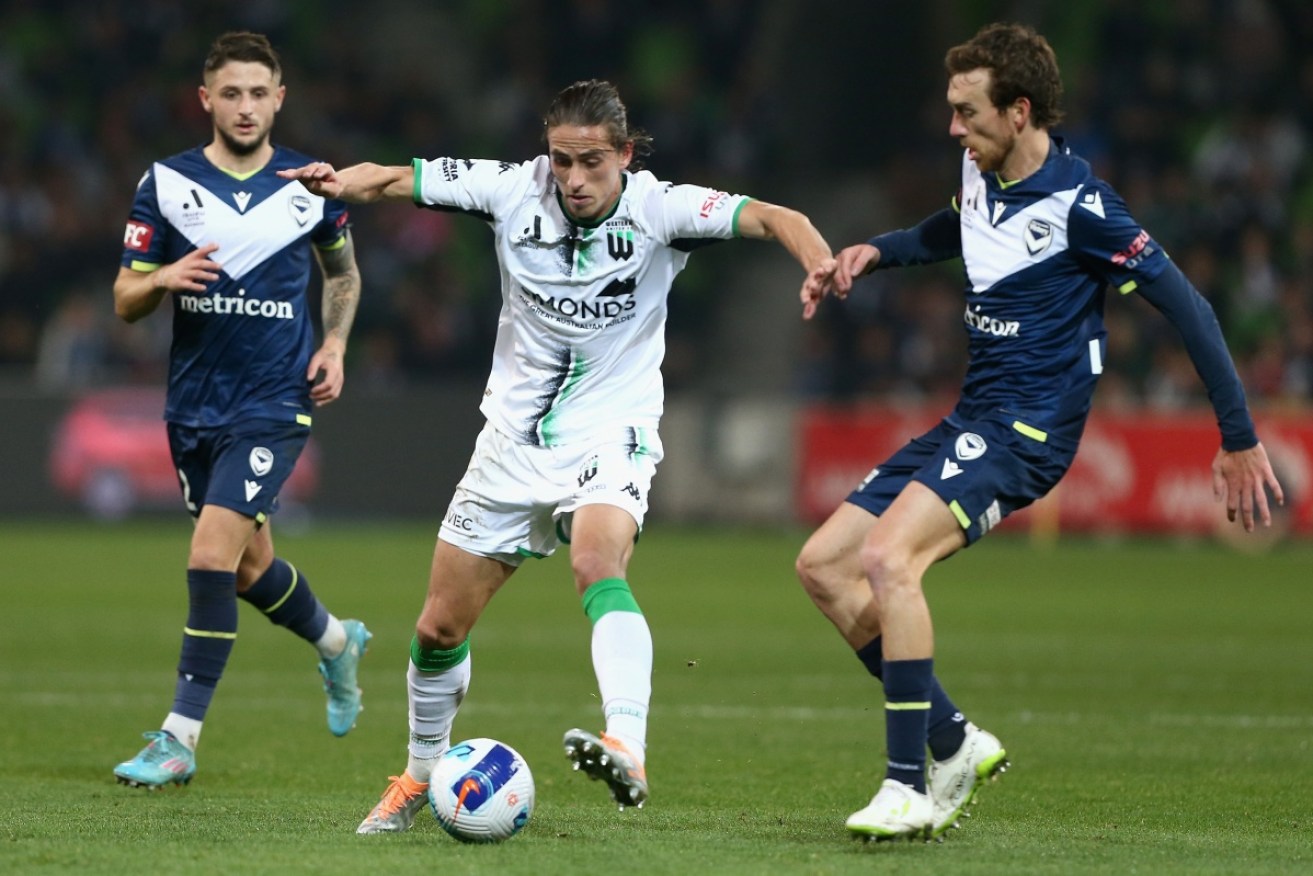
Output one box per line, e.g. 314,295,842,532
945,22,1064,129
543,79,654,169
203,31,281,82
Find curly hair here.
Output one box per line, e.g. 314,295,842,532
945,22,1064,129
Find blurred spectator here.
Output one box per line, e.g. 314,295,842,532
34,291,105,389
0,0,1309,416
800,0,1313,410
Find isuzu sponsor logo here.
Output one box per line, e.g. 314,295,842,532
698,190,728,218
1112,229,1153,268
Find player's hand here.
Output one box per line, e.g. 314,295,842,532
1212,442,1284,532
307,340,346,406
154,243,221,293
833,243,881,295
800,257,838,320
277,163,344,198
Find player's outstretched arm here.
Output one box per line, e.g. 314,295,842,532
307,231,363,406
113,242,221,323
1212,443,1285,532
277,162,414,203
735,200,836,320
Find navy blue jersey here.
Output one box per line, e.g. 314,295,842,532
952,140,1171,448
875,139,1177,450
121,145,349,427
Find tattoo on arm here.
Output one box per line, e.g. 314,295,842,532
317,233,362,344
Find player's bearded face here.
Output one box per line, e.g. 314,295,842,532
200,61,284,157
947,69,1015,173
547,125,633,222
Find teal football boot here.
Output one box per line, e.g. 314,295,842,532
319,619,372,736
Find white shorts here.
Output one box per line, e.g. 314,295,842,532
439,422,664,565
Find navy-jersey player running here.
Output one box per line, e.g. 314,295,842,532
796,22,1283,841
112,32,372,789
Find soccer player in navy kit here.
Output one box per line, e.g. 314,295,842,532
795,23,1284,841
111,32,372,789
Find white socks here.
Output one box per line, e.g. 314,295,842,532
591,611,652,761
314,615,348,659
405,653,471,782
162,714,203,751
395,608,651,784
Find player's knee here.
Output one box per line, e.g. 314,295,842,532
794,545,827,594
858,538,915,593
795,544,855,612
187,544,236,572
569,549,622,593
415,617,469,652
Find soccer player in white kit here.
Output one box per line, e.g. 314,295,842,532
280,79,837,832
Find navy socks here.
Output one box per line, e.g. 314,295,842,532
172,569,238,720
238,558,329,643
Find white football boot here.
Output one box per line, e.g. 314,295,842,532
929,722,1008,838
845,778,933,841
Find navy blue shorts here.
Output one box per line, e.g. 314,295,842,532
167,418,310,522
846,414,1076,545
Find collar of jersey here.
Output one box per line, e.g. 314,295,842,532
203,143,275,181
992,136,1060,191
554,172,628,229
217,165,265,182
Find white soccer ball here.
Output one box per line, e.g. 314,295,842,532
428,737,535,843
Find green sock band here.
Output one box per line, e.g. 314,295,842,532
410,635,470,672
581,577,642,622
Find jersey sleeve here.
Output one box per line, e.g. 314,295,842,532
868,207,962,267
1067,180,1169,292
412,157,524,221
1137,261,1258,450
312,198,350,249
1073,181,1257,450
120,166,167,271
644,181,749,246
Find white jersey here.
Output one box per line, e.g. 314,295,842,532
413,155,748,446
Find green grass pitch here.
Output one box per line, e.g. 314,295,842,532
1,520,1310,875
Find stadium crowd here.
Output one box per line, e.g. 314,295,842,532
3,0,1311,410
798,0,1313,411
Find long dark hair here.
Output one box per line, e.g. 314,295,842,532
543,79,654,169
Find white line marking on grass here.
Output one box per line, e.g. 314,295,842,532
1147,713,1313,730
14,689,1309,732
1017,710,1313,729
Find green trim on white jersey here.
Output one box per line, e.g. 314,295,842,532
413,156,747,447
